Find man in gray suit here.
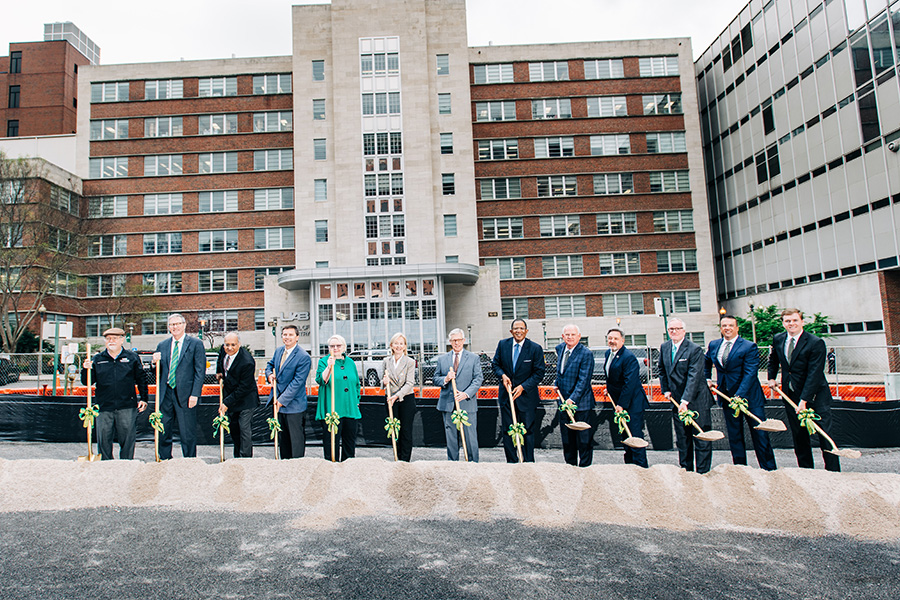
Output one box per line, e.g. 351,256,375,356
152,313,207,459
433,328,484,462
659,318,711,473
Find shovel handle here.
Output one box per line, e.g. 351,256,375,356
601,388,637,440
385,380,399,462
554,388,577,423
504,382,525,463
709,386,765,426
667,396,706,435
451,377,469,462
772,385,844,454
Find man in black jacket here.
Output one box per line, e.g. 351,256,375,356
81,327,148,460
216,332,260,458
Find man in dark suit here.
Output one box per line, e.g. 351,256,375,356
216,332,260,458
705,315,776,470
434,328,484,462
767,308,840,472
604,328,649,468
555,324,595,467
659,318,711,474
492,319,546,463
265,325,312,459
152,313,206,459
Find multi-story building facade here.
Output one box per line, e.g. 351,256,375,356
697,0,900,348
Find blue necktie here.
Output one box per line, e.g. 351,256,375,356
512,343,520,368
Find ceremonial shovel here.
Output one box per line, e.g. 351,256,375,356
272,384,281,460
503,382,525,463
772,386,861,459
666,396,725,441
601,389,648,449
555,389,591,430
384,379,399,462
330,364,337,463
450,376,470,462
218,386,225,463
709,386,786,432
77,343,101,462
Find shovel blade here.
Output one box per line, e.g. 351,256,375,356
826,448,862,459
623,436,649,449
565,421,591,431
694,430,725,442
753,419,787,432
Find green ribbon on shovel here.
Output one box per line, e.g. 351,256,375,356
384,416,401,439
558,399,576,420
266,417,281,439
507,422,526,447
78,405,99,429
677,409,700,427
212,415,230,436
148,411,164,434
451,409,470,430
324,411,341,434
797,408,821,435
728,396,749,418
613,409,631,434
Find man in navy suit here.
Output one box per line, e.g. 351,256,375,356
152,313,206,459
492,319,546,463
659,318,711,473
216,332,260,458
433,328,484,462
555,324,595,467
604,328,649,468
265,325,312,459
705,315,776,470
767,308,840,472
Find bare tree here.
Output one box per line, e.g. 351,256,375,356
88,278,160,339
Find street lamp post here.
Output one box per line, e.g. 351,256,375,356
37,304,46,389
748,301,757,343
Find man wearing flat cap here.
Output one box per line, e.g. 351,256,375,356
81,327,149,460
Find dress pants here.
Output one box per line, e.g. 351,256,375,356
560,408,594,467
390,394,416,462
782,395,840,472
278,411,306,459
96,407,137,460
441,408,479,462
719,398,776,470
229,408,254,458
321,418,357,461
159,385,197,459
672,406,712,474
500,399,536,463
621,406,648,468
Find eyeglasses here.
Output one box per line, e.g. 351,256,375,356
449,338,464,342
328,344,342,348
667,327,684,331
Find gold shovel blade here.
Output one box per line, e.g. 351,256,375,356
694,430,725,441
826,448,862,459
77,455,101,462
623,436,649,448
565,421,591,431
753,419,787,432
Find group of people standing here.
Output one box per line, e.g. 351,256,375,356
82,310,842,474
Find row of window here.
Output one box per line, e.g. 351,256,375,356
86,311,245,338
88,148,299,178
501,289,700,321
471,56,679,84
90,111,295,141
474,92,683,122
87,228,294,256
88,188,296,217
481,211,694,239
91,74,291,103
484,250,698,280
478,132,686,161
478,169,690,199
53,267,293,297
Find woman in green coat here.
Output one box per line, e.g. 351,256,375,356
315,334,361,461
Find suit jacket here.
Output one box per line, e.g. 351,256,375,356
382,354,416,399
604,346,648,413
217,346,260,413
705,336,766,406
767,331,831,403
659,339,709,410
433,349,483,413
155,335,206,406
492,337,546,412
555,342,594,411
265,345,311,414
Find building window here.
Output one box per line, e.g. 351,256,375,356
529,61,569,81
8,86,20,109
657,250,697,272
501,298,529,320
197,153,237,177
440,133,453,154
199,114,238,135
315,221,328,243
442,173,455,195
361,92,401,115
143,155,183,177
587,96,627,117
545,295,586,318
590,134,631,155
482,217,523,239
542,255,583,277
534,137,574,158
253,73,291,94
83,275,125,298
687,332,705,345
473,63,514,83
312,60,325,81
762,105,775,134
6,120,19,137
312,99,325,120
316,261,328,268
51,273,76,297
646,132,686,153
198,271,238,292
145,79,183,100
539,215,580,237
476,100,516,121
88,196,127,218
255,309,266,330
532,99,571,119
87,316,117,337
477,139,518,160
143,272,182,294
755,144,780,183
253,112,293,132
596,212,637,235
254,149,293,171
254,267,287,289
661,290,701,313
598,253,640,275
536,175,577,197
643,93,682,115
46,185,77,216
198,77,237,97
89,235,127,257
444,214,457,237
90,119,129,140
9,51,21,74
653,210,693,232
602,293,644,316
142,232,182,255
639,56,679,77
255,227,295,250
313,139,326,160
314,179,327,202
360,50,399,75
484,257,526,280
140,314,172,335
438,93,451,114
91,82,128,103
649,170,690,192
143,193,183,215
254,188,293,210
480,178,521,199
199,230,238,252
436,54,449,75
199,191,239,213
144,117,182,138
593,173,634,195
89,157,128,178
198,310,239,332
584,59,624,79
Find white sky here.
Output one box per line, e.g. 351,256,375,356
1,0,748,65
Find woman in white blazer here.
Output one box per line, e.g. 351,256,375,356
382,332,417,461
